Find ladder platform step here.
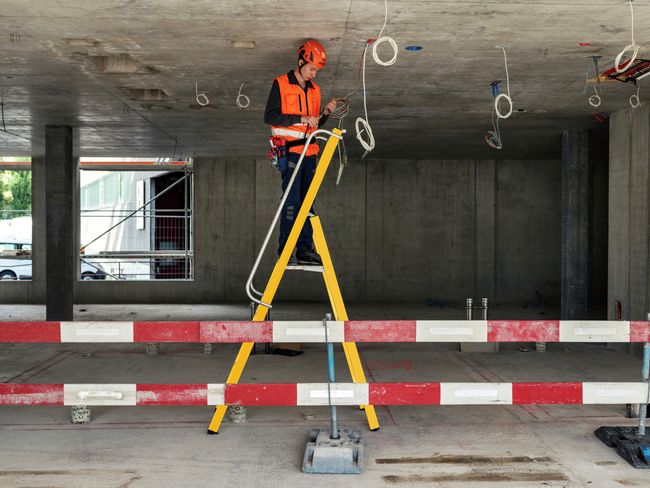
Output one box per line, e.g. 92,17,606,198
286,264,324,273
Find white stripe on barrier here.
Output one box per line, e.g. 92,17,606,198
63,384,137,406
441,382,512,405
582,382,649,404
416,320,487,342
207,384,225,405
272,321,345,343
297,383,369,406
60,322,134,343
559,321,630,343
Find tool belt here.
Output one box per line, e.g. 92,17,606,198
267,136,288,173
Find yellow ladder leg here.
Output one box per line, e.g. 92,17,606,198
311,215,380,431
208,130,344,434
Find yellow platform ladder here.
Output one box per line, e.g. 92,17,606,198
207,127,379,434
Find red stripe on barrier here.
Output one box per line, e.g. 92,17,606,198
136,384,207,405
200,321,273,343
344,321,417,342
630,321,650,342
512,382,582,404
0,322,61,342
0,384,64,405
369,382,440,405
488,321,560,342
133,322,200,342
225,384,297,406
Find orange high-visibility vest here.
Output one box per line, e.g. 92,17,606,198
270,73,321,156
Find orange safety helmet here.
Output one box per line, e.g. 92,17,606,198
297,39,327,69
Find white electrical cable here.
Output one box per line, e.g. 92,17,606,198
586,56,602,108
485,107,503,150
495,47,513,119
236,82,250,109
195,82,209,106
372,0,398,66
355,44,375,154
630,85,642,108
352,0,397,156
589,90,602,108
615,0,639,74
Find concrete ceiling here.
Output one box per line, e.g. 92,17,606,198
0,0,644,159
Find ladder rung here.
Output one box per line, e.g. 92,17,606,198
286,264,324,273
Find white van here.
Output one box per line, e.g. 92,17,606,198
0,217,106,280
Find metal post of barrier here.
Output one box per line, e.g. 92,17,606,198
145,342,159,356
466,298,473,320
481,298,488,320
324,313,339,440
638,342,650,435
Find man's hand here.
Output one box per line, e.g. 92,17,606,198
301,115,319,128
323,98,337,115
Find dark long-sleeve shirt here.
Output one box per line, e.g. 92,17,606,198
264,70,329,128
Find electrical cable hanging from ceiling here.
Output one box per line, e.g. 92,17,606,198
494,46,513,119
587,56,602,108
195,81,209,106
485,81,503,150
615,0,639,74
325,0,398,176
630,84,642,108
236,82,250,108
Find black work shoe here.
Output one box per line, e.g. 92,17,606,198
286,254,298,266
296,249,322,265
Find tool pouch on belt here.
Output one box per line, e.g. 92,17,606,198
268,136,289,174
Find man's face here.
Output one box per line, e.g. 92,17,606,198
300,62,320,81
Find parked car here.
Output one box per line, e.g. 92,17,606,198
0,217,106,280
0,243,107,281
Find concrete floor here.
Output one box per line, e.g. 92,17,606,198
0,303,647,487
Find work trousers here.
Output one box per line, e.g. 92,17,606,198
278,151,317,255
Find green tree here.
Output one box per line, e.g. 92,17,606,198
0,171,31,220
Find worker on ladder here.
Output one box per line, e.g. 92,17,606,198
264,39,337,266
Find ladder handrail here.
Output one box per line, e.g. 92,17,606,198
245,129,344,308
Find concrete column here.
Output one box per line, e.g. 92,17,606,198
31,156,47,302
45,126,76,321
608,105,650,323
608,110,632,320
561,129,589,320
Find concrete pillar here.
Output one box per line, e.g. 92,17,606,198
561,129,589,320
45,126,77,321
608,105,650,325
31,156,47,302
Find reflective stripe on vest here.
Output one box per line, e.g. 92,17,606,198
271,73,321,156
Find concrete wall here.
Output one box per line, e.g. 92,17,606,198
1,153,610,307
608,104,650,320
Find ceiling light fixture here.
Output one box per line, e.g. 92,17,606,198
405,45,422,51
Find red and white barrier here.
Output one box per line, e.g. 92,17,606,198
1,382,648,406
1,320,650,343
